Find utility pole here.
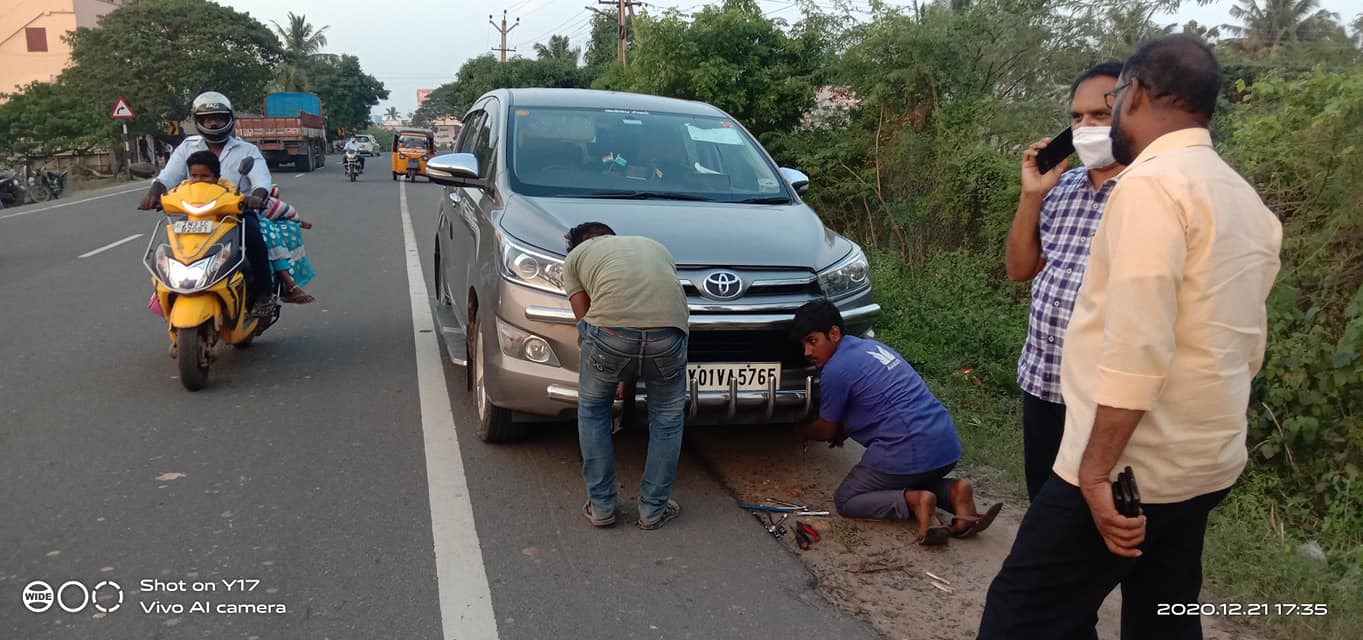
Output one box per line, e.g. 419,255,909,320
596,0,641,70
490,10,519,62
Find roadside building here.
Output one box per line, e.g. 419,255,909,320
0,0,126,96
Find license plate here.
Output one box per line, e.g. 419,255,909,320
173,220,214,234
687,363,781,392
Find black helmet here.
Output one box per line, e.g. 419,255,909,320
191,91,235,144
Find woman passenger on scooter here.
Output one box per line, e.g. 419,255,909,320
185,151,316,304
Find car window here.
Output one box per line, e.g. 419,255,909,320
455,112,484,155
397,135,428,150
473,99,499,176
506,107,787,202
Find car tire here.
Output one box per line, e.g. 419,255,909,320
470,319,528,443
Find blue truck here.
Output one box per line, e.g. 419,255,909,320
236,92,328,171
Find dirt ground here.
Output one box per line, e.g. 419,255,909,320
686,424,1260,640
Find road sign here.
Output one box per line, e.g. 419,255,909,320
110,97,135,119
165,120,181,136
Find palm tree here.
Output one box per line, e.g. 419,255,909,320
272,12,330,59
270,13,330,91
1224,0,1341,54
384,107,401,121
534,35,581,63
1101,5,1176,57
1182,20,1222,43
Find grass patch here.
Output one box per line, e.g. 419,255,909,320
868,251,1362,639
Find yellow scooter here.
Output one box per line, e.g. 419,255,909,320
142,159,278,390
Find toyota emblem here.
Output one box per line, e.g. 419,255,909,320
702,271,743,300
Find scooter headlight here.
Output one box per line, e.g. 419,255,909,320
152,243,236,291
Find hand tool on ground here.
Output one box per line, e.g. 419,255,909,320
751,510,788,539
740,503,831,516
794,520,821,550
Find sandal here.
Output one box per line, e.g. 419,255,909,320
919,525,950,546
282,286,315,304
950,502,1003,539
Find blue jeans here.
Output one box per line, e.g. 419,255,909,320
577,321,688,522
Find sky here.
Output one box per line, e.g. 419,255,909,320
215,0,1363,118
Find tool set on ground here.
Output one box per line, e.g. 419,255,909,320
743,498,828,550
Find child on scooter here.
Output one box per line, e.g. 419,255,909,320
184,150,315,304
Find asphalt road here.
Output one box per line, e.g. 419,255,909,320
0,160,880,640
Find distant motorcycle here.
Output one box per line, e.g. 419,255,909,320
343,150,361,182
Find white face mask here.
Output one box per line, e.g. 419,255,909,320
1072,125,1116,169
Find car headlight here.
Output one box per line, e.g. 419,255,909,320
500,238,566,295
496,321,561,366
818,248,871,298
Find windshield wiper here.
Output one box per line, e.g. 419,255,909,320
585,191,714,202
733,196,792,204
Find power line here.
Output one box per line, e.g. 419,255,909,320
515,10,594,49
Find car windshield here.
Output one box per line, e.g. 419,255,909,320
506,107,789,202
398,135,428,149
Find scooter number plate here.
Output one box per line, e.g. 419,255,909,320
173,220,215,234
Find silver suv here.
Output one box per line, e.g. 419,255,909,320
427,89,879,441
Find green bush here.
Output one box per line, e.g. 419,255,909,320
1222,69,1363,557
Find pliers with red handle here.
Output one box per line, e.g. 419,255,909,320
794,520,821,550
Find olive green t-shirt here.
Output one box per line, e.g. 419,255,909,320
563,235,689,334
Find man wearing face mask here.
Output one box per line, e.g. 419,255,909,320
1005,61,1125,502
978,35,1281,639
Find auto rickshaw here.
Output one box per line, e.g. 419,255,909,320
391,128,436,181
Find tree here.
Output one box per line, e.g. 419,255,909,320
302,54,389,135
271,13,330,92
0,81,111,159
583,11,622,83
1224,0,1342,54
534,35,581,63
1181,19,1222,42
272,12,330,58
608,0,826,135
1352,13,1362,48
61,0,281,138
384,107,401,121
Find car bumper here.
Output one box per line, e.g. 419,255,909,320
481,285,879,423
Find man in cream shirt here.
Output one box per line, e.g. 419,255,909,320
978,35,1282,640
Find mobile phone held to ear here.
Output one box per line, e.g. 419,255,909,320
1034,127,1075,175
1111,466,1142,518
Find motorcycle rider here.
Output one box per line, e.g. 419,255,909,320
343,136,365,173
139,92,275,315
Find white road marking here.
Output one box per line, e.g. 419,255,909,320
399,180,500,640
294,174,306,179
0,185,149,221
78,234,143,259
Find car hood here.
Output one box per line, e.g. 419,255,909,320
499,195,853,270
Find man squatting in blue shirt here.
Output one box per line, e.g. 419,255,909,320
790,301,1003,545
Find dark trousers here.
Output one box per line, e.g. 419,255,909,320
833,462,958,521
241,212,272,305
977,474,1230,640
1022,393,1066,501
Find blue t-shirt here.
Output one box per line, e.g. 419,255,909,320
819,335,962,474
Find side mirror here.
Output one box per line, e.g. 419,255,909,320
779,167,810,196
238,157,255,176
426,153,485,189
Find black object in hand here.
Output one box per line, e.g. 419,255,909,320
1111,466,1142,518
1035,126,1075,174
